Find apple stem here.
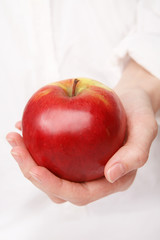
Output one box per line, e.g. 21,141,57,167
72,79,79,97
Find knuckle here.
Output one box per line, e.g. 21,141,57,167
23,167,38,181
136,148,149,168
23,171,32,181
134,119,158,168
50,196,65,204
68,185,91,206
73,201,88,207
151,120,158,138
72,196,91,206
135,119,158,168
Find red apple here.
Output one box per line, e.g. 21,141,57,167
22,78,126,182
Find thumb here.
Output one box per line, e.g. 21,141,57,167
104,112,158,183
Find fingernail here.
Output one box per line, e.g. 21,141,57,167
11,150,22,163
107,163,125,183
6,137,17,147
29,171,42,183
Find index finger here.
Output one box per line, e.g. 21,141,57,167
8,132,66,204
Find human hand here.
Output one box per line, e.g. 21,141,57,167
8,87,156,205
104,59,159,183
6,122,136,206
104,87,158,183
6,60,160,206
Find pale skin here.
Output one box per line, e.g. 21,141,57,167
6,59,160,206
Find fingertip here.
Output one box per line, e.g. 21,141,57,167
6,131,21,139
6,132,24,147
15,121,22,131
6,132,11,140
6,133,15,146
104,162,125,183
10,145,24,164
6,132,15,141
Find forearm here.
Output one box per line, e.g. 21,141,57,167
115,59,160,113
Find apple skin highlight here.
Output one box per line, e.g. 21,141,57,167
22,78,126,182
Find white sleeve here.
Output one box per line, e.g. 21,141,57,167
114,0,160,79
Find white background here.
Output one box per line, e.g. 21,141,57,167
0,1,160,239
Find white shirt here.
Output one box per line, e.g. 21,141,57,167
0,1,160,239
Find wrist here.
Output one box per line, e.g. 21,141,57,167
115,59,160,113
